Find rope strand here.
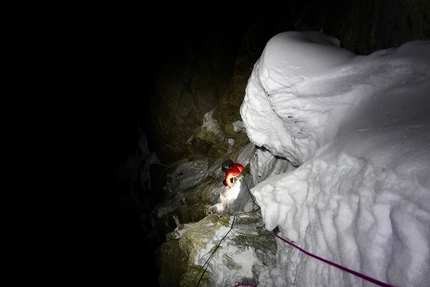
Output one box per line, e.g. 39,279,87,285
273,229,394,287
243,178,260,210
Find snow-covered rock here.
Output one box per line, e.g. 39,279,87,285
159,211,276,287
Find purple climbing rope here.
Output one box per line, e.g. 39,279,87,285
273,229,394,287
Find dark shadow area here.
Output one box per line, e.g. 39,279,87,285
3,2,163,286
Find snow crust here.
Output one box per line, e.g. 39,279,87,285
241,31,430,286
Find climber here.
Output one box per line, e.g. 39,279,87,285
222,159,244,188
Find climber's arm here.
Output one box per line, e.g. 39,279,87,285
225,172,234,188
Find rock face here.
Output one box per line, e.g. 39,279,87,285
147,5,292,165
289,0,430,55
148,16,246,164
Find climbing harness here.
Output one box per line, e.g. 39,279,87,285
273,228,394,287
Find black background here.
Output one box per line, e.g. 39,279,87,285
3,2,164,286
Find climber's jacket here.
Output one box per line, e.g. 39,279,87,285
224,162,244,188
